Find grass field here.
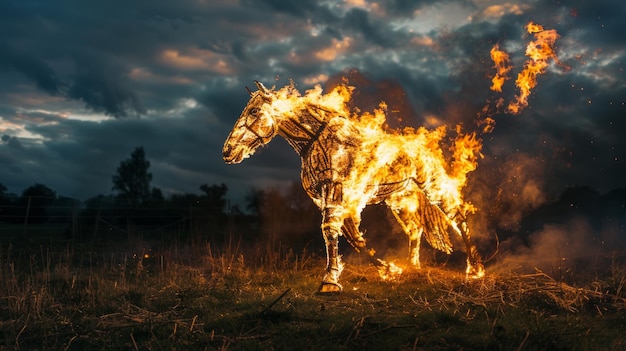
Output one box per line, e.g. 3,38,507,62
1,233,625,351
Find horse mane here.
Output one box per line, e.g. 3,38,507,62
268,83,390,133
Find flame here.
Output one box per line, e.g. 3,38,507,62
507,22,560,114
261,82,482,271
347,98,479,220
489,44,512,93
377,260,404,281
233,22,559,286
485,22,560,121
467,261,486,279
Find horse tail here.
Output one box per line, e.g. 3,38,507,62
417,191,453,254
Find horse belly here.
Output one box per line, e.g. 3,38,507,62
367,149,413,200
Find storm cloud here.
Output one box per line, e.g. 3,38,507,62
0,0,623,222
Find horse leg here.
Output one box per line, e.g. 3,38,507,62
318,206,345,293
408,227,423,268
390,208,423,268
453,213,485,278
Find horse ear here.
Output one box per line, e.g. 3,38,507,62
245,86,253,96
254,81,272,101
255,80,267,93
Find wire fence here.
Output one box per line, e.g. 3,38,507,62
0,196,241,245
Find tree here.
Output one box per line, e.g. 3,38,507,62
22,183,56,198
112,146,153,206
200,183,228,214
0,183,10,223
21,183,57,224
151,187,164,203
245,187,264,215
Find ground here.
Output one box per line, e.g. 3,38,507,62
1,236,625,350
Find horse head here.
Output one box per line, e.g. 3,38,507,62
223,81,278,164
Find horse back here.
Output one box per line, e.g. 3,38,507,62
299,118,415,209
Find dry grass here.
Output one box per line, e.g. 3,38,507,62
1,238,625,350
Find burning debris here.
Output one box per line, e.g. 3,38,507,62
222,22,561,293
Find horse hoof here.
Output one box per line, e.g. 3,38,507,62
466,264,486,279
316,282,343,294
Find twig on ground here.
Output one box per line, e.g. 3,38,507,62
260,288,291,315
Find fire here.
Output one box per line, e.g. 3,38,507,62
507,22,560,114
297,22,559,280
377,260,404,281
260,83,482,281
490,44,512,93
224,22,561,290
272,83,482,199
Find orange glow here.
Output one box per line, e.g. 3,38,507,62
507,22,560,114
482,4,524,18
129,67,194,85
160,48,233,74
161,49,208,69
411,35,435,47
315,37,353,61
303,73,329,85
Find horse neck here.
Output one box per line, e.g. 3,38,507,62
276,104,329,157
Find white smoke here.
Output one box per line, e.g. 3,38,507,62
492,217,625,279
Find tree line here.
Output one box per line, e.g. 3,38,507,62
0,147,321,248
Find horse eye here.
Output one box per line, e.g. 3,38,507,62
249,108,259,116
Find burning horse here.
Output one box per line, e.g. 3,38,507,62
223,81,484,293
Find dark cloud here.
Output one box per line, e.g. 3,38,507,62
1,135,24,150
0,0,248,118
382,0,440,16
198,80,250,121
67,61,145,118
0,44,64,95
567,1,626,48
0,0,623,226
240,0,331,19
0,1,148,117
342,8,395,47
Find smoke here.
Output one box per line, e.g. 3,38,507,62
278,67,623,279
323,69,421,129
492,153,547,231
492,217,625,278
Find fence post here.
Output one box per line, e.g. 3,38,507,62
23,196,31,236
72,199,79,242
92,208,101,244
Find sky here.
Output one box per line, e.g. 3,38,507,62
0,0,624,212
